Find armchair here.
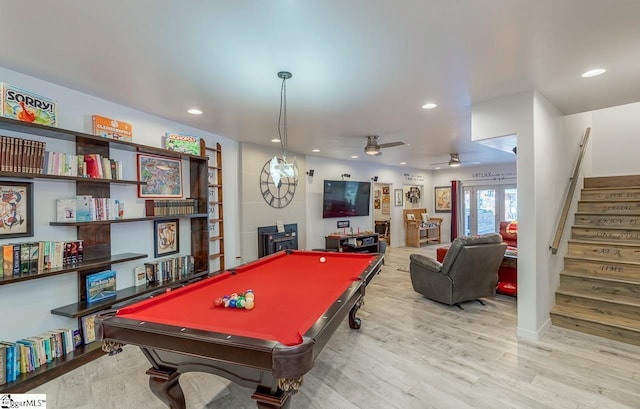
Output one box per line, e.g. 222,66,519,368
409,233,506,308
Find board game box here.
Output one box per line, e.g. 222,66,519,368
85,269,117,303
163,133,201,156
92,114,133,142
1,83,57,126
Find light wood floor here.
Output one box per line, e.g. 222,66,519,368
31,245,640,409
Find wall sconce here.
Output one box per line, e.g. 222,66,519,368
306,169,314,176
372,176,379,182
341,173,351,179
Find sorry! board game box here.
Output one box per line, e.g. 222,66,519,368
1,83,58,126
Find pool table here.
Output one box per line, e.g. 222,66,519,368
96,250,384,409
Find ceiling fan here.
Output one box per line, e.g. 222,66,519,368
364,135,405,156
431,153,464,167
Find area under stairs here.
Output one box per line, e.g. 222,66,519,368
550,175,640,346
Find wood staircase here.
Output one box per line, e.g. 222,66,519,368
550,175,640,346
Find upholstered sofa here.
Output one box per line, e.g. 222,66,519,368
410,233,506,307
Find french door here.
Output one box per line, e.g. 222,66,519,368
464,185,517,235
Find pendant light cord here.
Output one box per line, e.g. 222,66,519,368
278,76,288,158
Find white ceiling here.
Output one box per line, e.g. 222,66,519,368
2,1,640,170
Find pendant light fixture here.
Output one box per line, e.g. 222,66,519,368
269,71,298,186
448,153,462,167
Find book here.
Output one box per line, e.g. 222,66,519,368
92,114,133,142
75,195,93,222
72,329,82,348
2,245,13,278
81,314,97,344
0,341,16,382
85,270,117,303
0,343,5,385
56,198,77,222
144,262,158,285
134,265,147,287
163,133,201,156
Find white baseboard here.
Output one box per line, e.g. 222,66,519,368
516,318,552,342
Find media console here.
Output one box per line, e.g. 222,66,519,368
325,232,380,253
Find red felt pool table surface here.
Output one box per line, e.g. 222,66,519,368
116,251,378,346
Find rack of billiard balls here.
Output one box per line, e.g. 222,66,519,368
213,289,255,310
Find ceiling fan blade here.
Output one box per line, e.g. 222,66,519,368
378,141,405,149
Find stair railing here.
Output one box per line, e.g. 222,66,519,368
550,127,591,254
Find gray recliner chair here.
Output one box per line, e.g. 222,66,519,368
409,233,506,308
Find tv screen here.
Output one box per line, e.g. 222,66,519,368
322,180,371,218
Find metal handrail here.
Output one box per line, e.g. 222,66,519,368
550,127,591,254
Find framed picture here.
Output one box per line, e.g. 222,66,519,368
382,186,390,195
154,219,180,257
0,181,34,238
435,186,452,212
394,189,403,206
137,154,183,198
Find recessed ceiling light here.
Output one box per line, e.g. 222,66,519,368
435,166,441,170
271,138,281,143
400,162,406,165
312,149,320,152
351,155,359,159
422,103,437,109
582,68,606,78
187,108,203,115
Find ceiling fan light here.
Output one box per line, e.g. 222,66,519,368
364,145,380,155
448,153,462,167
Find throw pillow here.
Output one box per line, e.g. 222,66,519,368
421,212,430,223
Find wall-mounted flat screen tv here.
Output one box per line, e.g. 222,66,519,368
322,180,371,218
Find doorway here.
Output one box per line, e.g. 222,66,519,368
464,184,517,235
373,183,391,244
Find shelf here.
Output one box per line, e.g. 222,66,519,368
209,201,222,205
341,243,378,249
209,184,222,188
0,341,105,393
208,165,221,170
0,253,147,287
209,235,224,241
0,171,142,185
210,253,224,260
51,270,210,318
50,213,207,226
0,116,206,162
209,218,223,223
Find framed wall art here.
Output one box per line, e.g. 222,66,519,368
394,189,403,206
0,181,33,238
154,219,180,257
137,154,183,198
435,186,452,212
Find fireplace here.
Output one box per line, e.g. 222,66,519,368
257,223,298,258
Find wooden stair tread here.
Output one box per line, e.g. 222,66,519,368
556,288,640,307
572,225,640,231
579,199,640,203
568,239,640,247
564,255,640,266
551,304,640,332
575,211,640,216
560,269,640,285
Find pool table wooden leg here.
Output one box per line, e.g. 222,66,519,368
146,367,186,409
251,386,292,409
348,297,363,329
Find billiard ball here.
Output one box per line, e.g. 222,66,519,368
320,257,326,263
213,297,224,307
245,300,255,310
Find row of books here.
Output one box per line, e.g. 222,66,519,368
0,240,84,278
135,254,195,286
0,328,79,385
0,135,46,173
144,198,200,216
44,152,123,179
56,196,124,222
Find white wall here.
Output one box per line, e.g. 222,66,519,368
590,101,640,177
239,142,307,262
305,156,432,249
0,66,240,342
